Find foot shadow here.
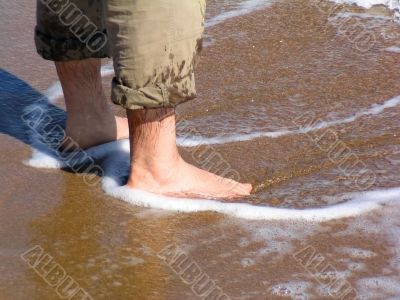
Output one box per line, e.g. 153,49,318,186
0,68,66,147
0,68,127,186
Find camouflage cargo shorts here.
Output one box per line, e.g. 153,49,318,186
35,0,206,109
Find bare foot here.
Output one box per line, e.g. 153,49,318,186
65,115,129,149
125,108,252,199
127,156,252,199
55,58,129,149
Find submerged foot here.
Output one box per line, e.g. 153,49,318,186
125,107,251,200
64,115,129,150
127,156,252,199
55,58,130,150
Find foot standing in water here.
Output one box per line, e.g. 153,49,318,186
35,0,252,198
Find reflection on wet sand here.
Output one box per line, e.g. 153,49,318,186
25,174,174,299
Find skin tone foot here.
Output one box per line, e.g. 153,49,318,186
56,58,251,199
55,58,129,149
126,108,252,199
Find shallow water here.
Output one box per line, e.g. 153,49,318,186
1,0,400,299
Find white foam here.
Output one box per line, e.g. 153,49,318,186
333,11,392,19
347,261,366,271
330,203,400,296
339,247,377,258
43,81,63,103
240,258,255,267
270,281,310,298
245,221,323,258
329,0,400,26
25,147,66,169
106,185,400,221
100,62,114,77
385,46,400,52
25,89,400,221
330,0,400,10
44,69,400,148
356,277,400,298
205,0,273,28
25,126,400,221
31,0,400,220
177,95,400,146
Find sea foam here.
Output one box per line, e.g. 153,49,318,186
177,95,400,146
330,0,400,10
28,0,400,221
24,97,400,221
385,46,400,52
205,0,273,28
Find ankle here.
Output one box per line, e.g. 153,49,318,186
132,153,182,175
128,155,183,186
56,58,111,116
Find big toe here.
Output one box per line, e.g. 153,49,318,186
228,182,252,197
239,183,253,195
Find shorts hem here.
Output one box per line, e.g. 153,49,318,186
111,78,173,110
35,27,110,61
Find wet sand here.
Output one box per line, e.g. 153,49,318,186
1,0,400,299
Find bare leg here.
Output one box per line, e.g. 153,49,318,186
55,58,129,149
126,108,252,198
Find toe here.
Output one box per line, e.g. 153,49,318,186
244,183,253,194
231,182,252,196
